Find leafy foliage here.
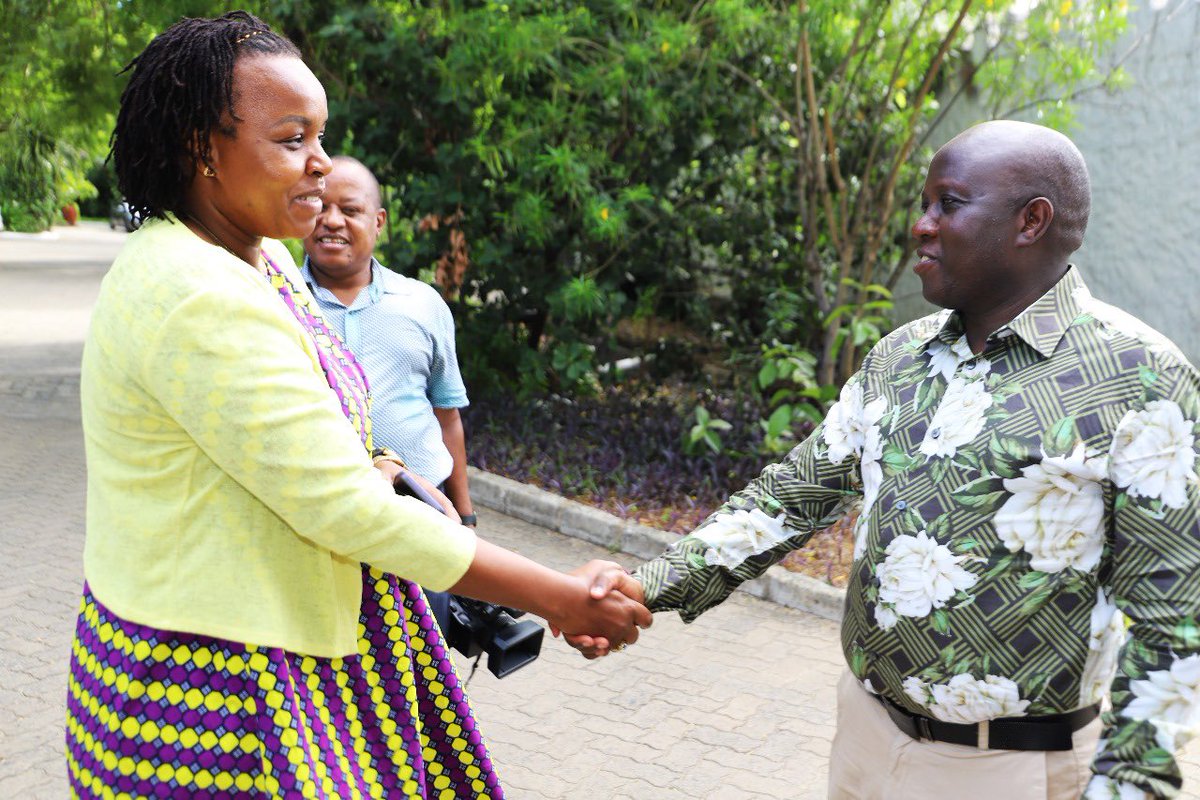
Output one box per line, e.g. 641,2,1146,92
269,0,771,397
706,0,1132,387
0,0,226,229
755,340,838,454
0,118,62,231
683,404,734,456
7,1,1140,395
267,0,1138,412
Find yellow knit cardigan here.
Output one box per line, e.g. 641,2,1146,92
81,219,475,657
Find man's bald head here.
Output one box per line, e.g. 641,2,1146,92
329,155,383,210
940,120,1091,255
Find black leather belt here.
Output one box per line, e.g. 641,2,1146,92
876,694,1100,751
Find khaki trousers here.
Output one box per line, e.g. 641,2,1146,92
827,671,1101,800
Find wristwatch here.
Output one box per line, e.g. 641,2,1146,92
370,447,406,468
460,513,478,527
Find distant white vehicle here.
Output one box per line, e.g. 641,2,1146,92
108,200,138,233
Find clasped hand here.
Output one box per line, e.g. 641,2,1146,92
550,560,649,659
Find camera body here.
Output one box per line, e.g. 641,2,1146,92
424,591,544,679
393,470,543,678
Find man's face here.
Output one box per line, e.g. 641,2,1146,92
911,142,1024,315
303,163,385,280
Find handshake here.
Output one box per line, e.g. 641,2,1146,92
548,560,651,660
387,464,651,661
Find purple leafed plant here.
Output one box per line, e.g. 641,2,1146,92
462,381,811,534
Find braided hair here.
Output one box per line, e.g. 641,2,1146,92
111,11,301,223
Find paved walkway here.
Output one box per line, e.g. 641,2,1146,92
1,223,1197,799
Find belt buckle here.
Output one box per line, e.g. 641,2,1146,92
915,715,933,741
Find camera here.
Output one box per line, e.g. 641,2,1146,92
424,591,543,679
393,471,544,679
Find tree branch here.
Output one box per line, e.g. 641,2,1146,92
818,0,891,110
869,0,973,246
720,61,799,129
828,1,896,129
917,35,1004,150
996,0,1191,119
795,0,834,326
839,0,937,259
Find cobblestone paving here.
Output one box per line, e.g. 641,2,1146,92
0,376,86,799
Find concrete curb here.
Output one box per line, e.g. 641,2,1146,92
468,466,845,622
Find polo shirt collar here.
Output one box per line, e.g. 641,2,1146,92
370,260,416,296
920,266,1087,359
301,257,413,307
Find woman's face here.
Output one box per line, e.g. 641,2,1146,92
204,54,331,241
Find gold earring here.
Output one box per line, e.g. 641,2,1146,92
202,165,215,177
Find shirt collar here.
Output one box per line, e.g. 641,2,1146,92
300,256,411,305
919,266,1087,359
298,256,317,286
370,260,415,296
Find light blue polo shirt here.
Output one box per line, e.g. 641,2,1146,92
301,258,469,484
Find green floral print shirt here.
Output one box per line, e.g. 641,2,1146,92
634,268,1200,799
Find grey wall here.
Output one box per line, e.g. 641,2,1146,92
892,1,1200,364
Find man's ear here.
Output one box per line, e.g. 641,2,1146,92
1016,196,1053,247
375,207,387,238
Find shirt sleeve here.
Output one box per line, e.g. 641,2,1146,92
1090,360,1200,799
633,370,871,622
425,289,469,409
141,282,477,591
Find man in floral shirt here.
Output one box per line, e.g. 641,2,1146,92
565,121,1200,799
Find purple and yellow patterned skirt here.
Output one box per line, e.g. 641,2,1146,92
65,567,504,798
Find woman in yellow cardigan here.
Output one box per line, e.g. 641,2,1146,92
65,12,649,798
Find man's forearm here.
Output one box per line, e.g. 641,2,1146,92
435,406,474,520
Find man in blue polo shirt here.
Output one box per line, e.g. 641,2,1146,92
301,156,477,527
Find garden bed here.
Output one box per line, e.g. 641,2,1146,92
463,382,853,588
